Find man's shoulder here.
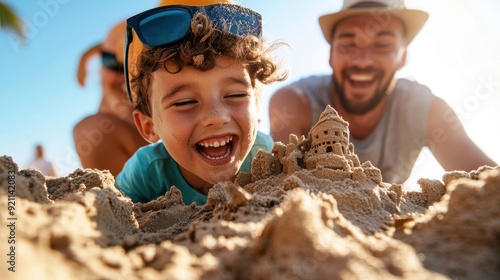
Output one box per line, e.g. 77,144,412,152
394,78,435,103
292,74,331,86
274,74,331,99
391,78,435,121
396,78,433,93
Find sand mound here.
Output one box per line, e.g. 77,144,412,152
1,106,499,279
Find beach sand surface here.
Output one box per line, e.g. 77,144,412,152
1,106,499,280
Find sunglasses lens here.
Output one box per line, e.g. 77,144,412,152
138,10,192,47
208,5,261,37
102,51,123,72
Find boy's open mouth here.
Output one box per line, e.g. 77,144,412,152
196,136,234,162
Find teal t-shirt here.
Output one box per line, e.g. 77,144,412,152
116,131,274,204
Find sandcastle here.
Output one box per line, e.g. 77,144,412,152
243,105,382,185
0,106,499,280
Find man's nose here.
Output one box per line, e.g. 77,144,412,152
350,46,374,68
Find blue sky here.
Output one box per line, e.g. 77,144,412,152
2,0,500,187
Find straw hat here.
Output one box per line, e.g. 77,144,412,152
318,0,428,45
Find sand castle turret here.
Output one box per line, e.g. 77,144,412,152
307,105,350,157
302,105,381,183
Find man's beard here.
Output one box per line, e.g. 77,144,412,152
333,70,396,115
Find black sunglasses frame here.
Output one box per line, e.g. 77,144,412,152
123,3,262,103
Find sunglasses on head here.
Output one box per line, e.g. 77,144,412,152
101,51,124,73
124,3,263,103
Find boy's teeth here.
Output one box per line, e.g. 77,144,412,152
196,136,233,160
200,147,231,160
198,137,233,147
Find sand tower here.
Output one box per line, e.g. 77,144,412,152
302,105,382,183
304,105,355,170
308,105,350,156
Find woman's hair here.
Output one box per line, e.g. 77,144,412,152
131,12,288,117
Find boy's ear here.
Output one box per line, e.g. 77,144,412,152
133,110,160,143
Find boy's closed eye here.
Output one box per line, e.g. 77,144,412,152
172,99,198,107
169,92,250,108
225,92,251,99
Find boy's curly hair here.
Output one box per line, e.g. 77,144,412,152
131,12,288,117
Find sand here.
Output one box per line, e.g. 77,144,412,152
1,106,499,280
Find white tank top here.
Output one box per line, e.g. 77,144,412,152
289,75,434,184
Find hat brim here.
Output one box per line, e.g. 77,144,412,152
318,8,429,45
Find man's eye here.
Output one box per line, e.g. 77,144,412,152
339,43,354,50
337,43,357,54
375,43,391,49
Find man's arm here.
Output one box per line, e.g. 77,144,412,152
427,96,497,171
268,86,312,143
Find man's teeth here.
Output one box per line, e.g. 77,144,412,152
197,137,233,148
350,75,373,82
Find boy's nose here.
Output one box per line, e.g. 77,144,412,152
200,106,231,127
